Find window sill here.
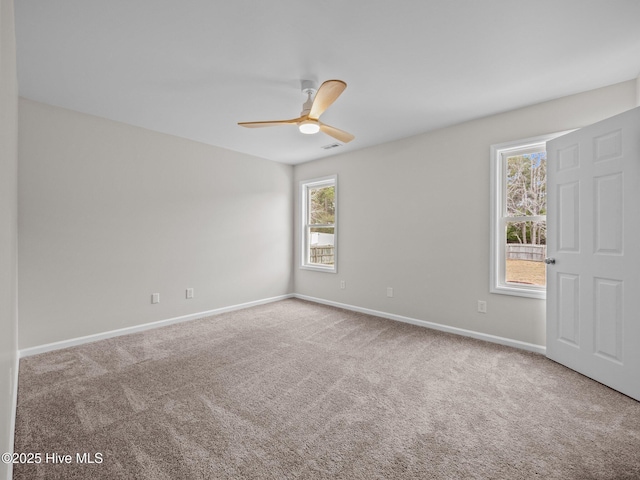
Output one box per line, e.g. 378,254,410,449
490,284,546,300
300,264,337,273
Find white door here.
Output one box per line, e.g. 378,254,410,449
546,107,640,401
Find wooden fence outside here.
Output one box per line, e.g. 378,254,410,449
506,244,546,262
310,245,335,265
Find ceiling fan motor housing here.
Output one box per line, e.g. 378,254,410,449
300,80,316,116
300,79,317,96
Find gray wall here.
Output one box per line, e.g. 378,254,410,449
18,99,293,349
0,0,18,476
294,80,637,348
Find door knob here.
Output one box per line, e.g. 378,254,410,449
544,258,556,265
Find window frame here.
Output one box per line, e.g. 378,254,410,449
490,133,565,299
300,175,338,273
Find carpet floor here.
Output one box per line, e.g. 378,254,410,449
13,298,640,479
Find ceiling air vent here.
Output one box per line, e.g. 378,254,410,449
321,143,342,150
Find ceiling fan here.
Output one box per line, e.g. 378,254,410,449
238,79,355,143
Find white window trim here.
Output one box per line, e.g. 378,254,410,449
300,175,337,273
490,132,570,299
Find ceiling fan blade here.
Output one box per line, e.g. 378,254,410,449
238,117,304,128
320,123,355,143
309,80,347,120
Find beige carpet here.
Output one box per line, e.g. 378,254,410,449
13,298,640,479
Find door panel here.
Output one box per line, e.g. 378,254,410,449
593,277,623,363
546,107,640,401
557,182,579,252
593,173,623,254
557,273,580,347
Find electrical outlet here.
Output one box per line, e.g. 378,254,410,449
340,280,346,289
151,293,160,304
477,300,487,314
186,288,194,299
387,287,394,298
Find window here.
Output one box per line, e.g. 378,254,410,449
301,175,337,272
490,133,563,299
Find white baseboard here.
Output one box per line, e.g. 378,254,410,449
19,294,294,358
294,294,546,355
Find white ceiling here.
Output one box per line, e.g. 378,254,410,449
14,0,640,165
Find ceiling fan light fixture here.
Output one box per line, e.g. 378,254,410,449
298,120,320,135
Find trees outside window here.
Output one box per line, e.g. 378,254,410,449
301,176,337,272
504,150,547,287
